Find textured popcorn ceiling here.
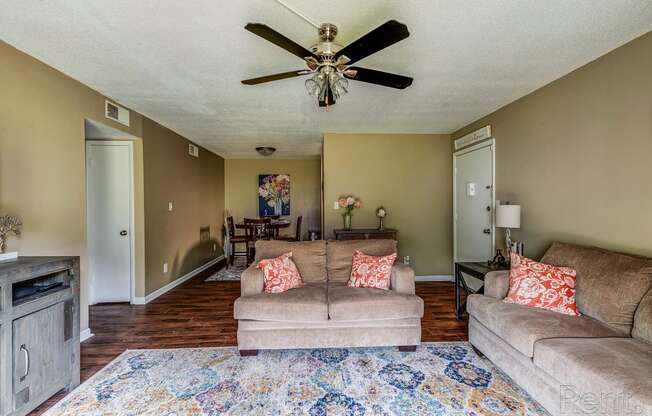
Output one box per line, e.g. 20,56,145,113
1,1,651,158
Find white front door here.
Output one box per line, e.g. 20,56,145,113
86,141,133,303
454,141,495,262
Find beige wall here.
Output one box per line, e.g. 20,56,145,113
225,159,321,239
454,31,652,259
143,119,224,294
0,41,143,331
0,41,226,331
323,134,453,276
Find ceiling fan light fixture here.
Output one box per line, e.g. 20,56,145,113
256,146,276,156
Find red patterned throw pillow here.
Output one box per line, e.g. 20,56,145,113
347,250,397,290
504,252,580,316
257,252,303,294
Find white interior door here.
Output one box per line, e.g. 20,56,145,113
454,141,495,262
86,141,133,303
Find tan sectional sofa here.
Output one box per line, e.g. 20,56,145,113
233,239,424,354
468,242,652,416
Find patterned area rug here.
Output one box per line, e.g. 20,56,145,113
45,343,548,415
205,264,246,282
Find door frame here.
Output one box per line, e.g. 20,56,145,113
85,140,136,304
453,138,496,263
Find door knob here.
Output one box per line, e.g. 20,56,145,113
483,228,491,234
120,230,128,236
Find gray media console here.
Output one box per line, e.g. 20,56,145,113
0,257,80,416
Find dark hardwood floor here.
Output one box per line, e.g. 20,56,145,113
33,265,467,414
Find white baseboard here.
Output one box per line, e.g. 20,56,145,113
131,255,224,305
416,275,454,282
80,328,94,343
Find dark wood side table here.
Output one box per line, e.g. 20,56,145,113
455,261,509,320
333,228,398,240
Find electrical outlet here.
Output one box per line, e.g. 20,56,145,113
333,201,340,210
403,256,410,265
168,202,173,212
163,262,168,273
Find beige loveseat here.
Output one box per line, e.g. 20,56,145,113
468,242,652,416
233,239,423,354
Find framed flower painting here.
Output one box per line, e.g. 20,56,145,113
258,174,290,217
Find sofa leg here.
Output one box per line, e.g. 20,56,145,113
398,345,417,352
471,344,485,358
239,349,258,357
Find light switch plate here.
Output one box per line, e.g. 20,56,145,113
163,263,168,273
334,201,340,210
168,202,173,211
466,182,476,197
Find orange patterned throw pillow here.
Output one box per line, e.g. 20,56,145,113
504,252,580,316
347,250,397,290
257,252,303,294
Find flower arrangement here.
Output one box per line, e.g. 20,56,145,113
258,174,290,216
338,195,361,214
338,195,361,230
0,214,22,254
376,206,387,230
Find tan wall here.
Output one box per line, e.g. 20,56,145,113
0,40,226,330
0,41,143,331
454,31,652,259
143,119,224,294
323,134,453,276
224,159,321,239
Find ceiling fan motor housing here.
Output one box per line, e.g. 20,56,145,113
311,23,343,60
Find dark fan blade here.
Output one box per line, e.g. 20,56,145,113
245,23,318,60
344,67,413,89
242,70,311,85
334,20,409,65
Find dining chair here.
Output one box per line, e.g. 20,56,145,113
278,215,302,242
226,216,249,267
243,218,271,263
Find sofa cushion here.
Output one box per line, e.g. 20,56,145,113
633,288,652,344
234,283,328,322
327,239,397,283
467,294,623,357
347,250,397,290
328,282,423,321
541,242,652,334
504,252,579,316
255,240,327,283
257,252,303,293
534,337,652,415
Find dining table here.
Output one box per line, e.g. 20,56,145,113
235,219,291,239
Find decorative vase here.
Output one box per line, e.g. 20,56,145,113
343,213,352,230
274,198,283,216
378,217,384,231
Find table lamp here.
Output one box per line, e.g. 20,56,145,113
496,204,521,258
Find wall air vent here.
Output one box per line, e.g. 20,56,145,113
104,100,130,127
188,143,199,157
454,125,491,150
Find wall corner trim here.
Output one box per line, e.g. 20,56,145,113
132,255,225,305
415,275,454,282
80,328,95,343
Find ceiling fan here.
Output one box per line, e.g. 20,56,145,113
241,20,413,108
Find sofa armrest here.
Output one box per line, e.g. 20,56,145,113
390,264,416,294
240,266,264,296
484,270,510,299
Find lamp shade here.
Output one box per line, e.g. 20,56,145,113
496,204,521,228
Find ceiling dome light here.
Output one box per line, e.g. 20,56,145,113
256,146,276,156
